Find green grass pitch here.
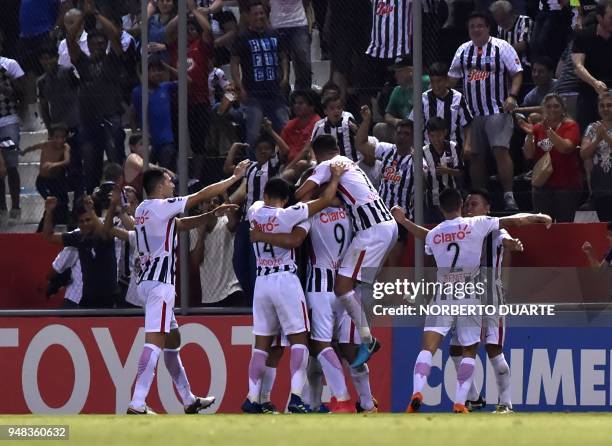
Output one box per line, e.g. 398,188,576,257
2,414,612,445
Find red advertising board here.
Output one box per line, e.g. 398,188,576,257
0,316,392,414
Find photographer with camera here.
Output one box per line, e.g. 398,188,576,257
42,194,120,308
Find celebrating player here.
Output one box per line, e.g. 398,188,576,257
244,164,346,413
252,172,377,413
392,188,552,413
127,161,249,414
296,134,399,368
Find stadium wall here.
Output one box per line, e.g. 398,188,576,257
0,223,608,309
3,316,612,413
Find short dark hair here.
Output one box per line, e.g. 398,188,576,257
264,177,292,201
439,188,463,213
73,200,89,218
291,89,318,107
39,45,59,58
322,81,341,95
311,134,339,156
255,133,275,148
397,119,414,130
148,57,166,70
129,133,143,146
468,10,492,28
49,123,69,137
532,56,555,72
103,162,123,183
467,189,491,205
247,0,264,12
143,168,166,196
322,94,343,109
426,116,449,133
428,62,449,77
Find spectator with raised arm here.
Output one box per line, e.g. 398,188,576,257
68,0,127,194
231,1,289,152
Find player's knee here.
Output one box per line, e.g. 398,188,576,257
449,344,463,357
486,344,503,359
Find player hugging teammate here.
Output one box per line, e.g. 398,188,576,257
242,134,399,413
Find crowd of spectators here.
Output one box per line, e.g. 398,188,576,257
0,0,611,307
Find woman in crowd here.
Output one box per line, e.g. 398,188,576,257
521,93,582,222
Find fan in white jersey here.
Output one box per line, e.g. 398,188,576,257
448,190,524,414
391,188,552,413
106,163,248,415
296,134,399,369
252,199,378,414
243,167,346,414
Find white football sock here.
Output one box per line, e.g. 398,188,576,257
451,354,479,401
164,349,196,406
130,343,161,410
247,349,268,403
350,364,374,410
337,290,372,344
260,366,277,404
318,347,350,401
289,344,309,397
490,353,511,406
413,350,433,395
455,357,476,405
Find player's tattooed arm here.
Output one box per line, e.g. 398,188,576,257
499,213,553,229
185,160,250,210
42,197,63,245
250,226,308,249
503,237,524,252
390,205,429,240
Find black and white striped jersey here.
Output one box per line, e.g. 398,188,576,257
411,88,473,147
497,15,533,66
243,152,282,213
449,37,523,117
247,201,309,277
483,229,511,306
308,155,393,233
134,197,186,285
423,140,463,207
311,112,361,163
301,207,352,293
375,142,424,219
539,0,563,11
366,0,412,59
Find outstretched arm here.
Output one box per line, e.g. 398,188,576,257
498,213,552,230
176,204,239,231
391,206,429,240
185,160,250,210
356,105,376,160
250,226,308,249
303,164,345,216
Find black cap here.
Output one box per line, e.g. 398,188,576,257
389,55,413,70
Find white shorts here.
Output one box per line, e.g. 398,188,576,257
482,315,506,346
138,281,179,333
424,302,481,347
253,272,310,337
338,220,398,283
307,291,360,344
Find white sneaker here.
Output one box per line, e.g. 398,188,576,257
127,404,157,415
493,404,514,413
504,196,519,211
